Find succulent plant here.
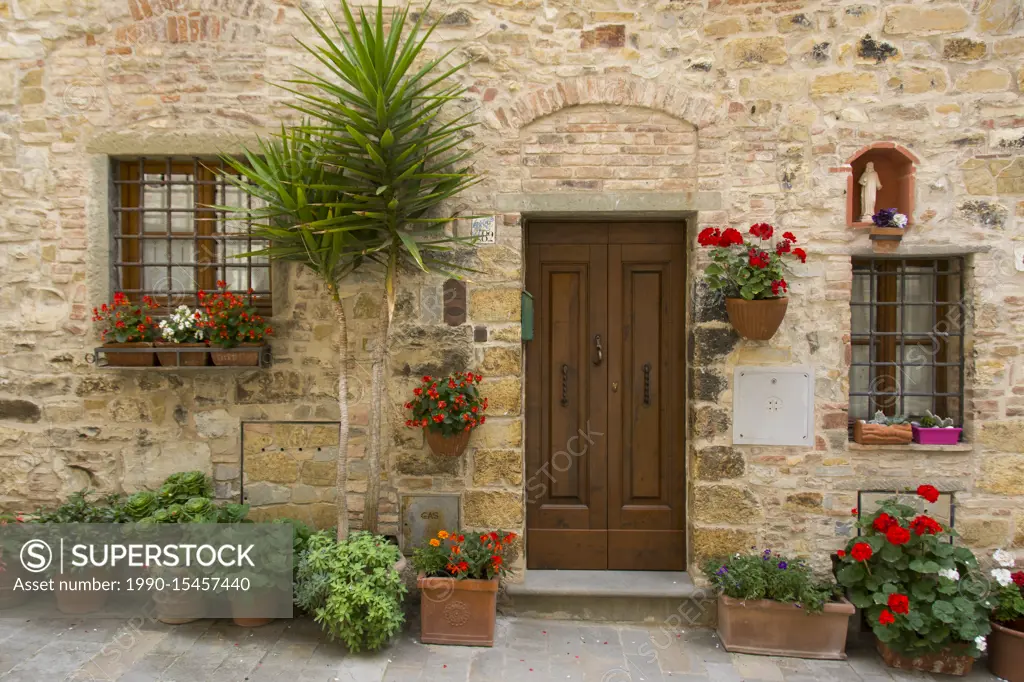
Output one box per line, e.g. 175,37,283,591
124,491,159,520
217,503,251,524
157,471,214,506
919,410,955,428
182,496,215,522
868,410,909,426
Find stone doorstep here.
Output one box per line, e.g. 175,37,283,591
506,570,699,599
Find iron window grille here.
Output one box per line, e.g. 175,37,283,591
111,157,271,314
850,257,965,426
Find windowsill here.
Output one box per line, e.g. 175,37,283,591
848,442,973,453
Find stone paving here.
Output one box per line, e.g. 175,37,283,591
0,614,1002,682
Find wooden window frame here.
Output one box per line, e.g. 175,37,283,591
850,257,965,426
113,157,271,315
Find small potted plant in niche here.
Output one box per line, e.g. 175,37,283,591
911,410,962,446
155,304,209,367
92,292,159,366
854,410,913,445
698,223,806,340
835,485,990,675
405,372,488,457
702,549,853,659
200,282,273,366
870,208,909,253
986,549,1024,682
412,529,516,646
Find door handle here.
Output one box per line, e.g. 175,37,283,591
643,362,652,405
593,335,603,366
561,363,569,407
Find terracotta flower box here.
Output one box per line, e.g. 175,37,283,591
853,420,912,445
103,342,155,367
876,639,974,676
716,594,855,660
210,344,263,367
155,341,209,367
417,573,498,647
989,620,1024,682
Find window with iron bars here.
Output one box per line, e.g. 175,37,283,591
111,158,271,314
850,257,965,428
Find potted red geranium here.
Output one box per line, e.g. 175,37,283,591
698,223,806,340
92,292,159,366
200,282,273,366
986,549,1024,682
405,372,487,457
836,485,990,675
411,529,516,646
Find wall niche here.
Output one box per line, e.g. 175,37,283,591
846,142,918,229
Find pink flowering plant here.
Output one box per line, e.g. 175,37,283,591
698,223,807,300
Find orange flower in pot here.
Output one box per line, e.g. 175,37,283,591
698,223,806,341
92,292,159,366
405,372,487,457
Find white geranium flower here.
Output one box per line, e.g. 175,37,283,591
938,568,960,581
993,549,1015,568
893,213,908,228
975,635,987,653
992,568,1013,587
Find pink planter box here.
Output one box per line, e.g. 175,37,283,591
911,425,962,445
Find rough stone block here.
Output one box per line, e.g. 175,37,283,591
474,418,522,448
479,346,521,376
887,66,948,94
693,446,745,481
704,18,742,38
693,485,762,524
957,518,1012,548
473,448,523,486
690,326,739,365
463,490,523,528
300,460,335,486
723,37,788,69
811,72,877,97
395,449,461,476
0,399,41,423
690,368,727,402
784,492,824,512
469,288,521,322
955,69,1012,93
691,406,730,439
943,38,987,61
481,376,521,416
390,324,473,377
692,527,757,563
580,25,625,49
979,454,1024,495
739,74,807,101
245,451,299,484
883,5,970,35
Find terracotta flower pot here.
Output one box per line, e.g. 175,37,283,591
876,639,974,676
716,594,855,660
56,570,110,615
210,344,262,367
0,560,30,609
989,620,1024,682
230,594,274,627
425,429,472,458
853,420,913,445
155,342,209,367
418,573,498,646
725,297,788,341
153,582,206,624
102,342,155,367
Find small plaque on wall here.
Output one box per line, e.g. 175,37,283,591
471,216,496,244
401,494,460,555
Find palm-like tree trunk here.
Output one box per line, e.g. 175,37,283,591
363,289,392,534
332,292,350,542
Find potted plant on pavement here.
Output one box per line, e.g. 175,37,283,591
155,304,209,367
702,548,853,659
911,411,962,446
294,531,406,651
854,410,913,445
200,282,273,366
405,372,488,457
698,223,806,340
986,549,1024,682
412,529,517,647
92,292,159,366
835,485,990,675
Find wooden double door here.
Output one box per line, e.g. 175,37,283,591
525,222,686,571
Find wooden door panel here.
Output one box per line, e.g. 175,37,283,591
607,243,685,570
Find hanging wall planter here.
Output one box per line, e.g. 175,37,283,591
406,371,488,457
425,429,472,458
697,223,805,342
725,297,788,341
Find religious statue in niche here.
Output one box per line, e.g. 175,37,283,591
859,161,882,223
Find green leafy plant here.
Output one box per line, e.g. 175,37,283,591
868,410,910,426
835,486,990,657
157,471,214,507
273,517,315,576
918,410,955,428
218,503,252,524
412,528,517,581
123,491,160,520
701,549,838,613
988,549,1024,625
699,224,806,300
35,491,113,523
294,531,406,651
405,372,488,437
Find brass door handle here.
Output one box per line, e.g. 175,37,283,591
594,335,603,366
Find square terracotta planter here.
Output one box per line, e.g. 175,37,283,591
155,342,209,367
716,594,855,660
853,420,913,445
417,573,498,647
102,342,155,367
210,344,263,366
876,639,974,676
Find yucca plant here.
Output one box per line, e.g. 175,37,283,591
219,0,480,534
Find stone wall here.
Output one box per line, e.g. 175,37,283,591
1,0,1024,575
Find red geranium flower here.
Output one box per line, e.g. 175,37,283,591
749,223,774,240
910,515,942,536
720,228,744,246
917,485,940,504
783,232,797,242
697,227,722,247
873,513,897,533
836,549,846,558
851,542,873,562
887,593,910,615
792,248,807,263
878,609,896,626
1012,571,1024,588
886,525,911,546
